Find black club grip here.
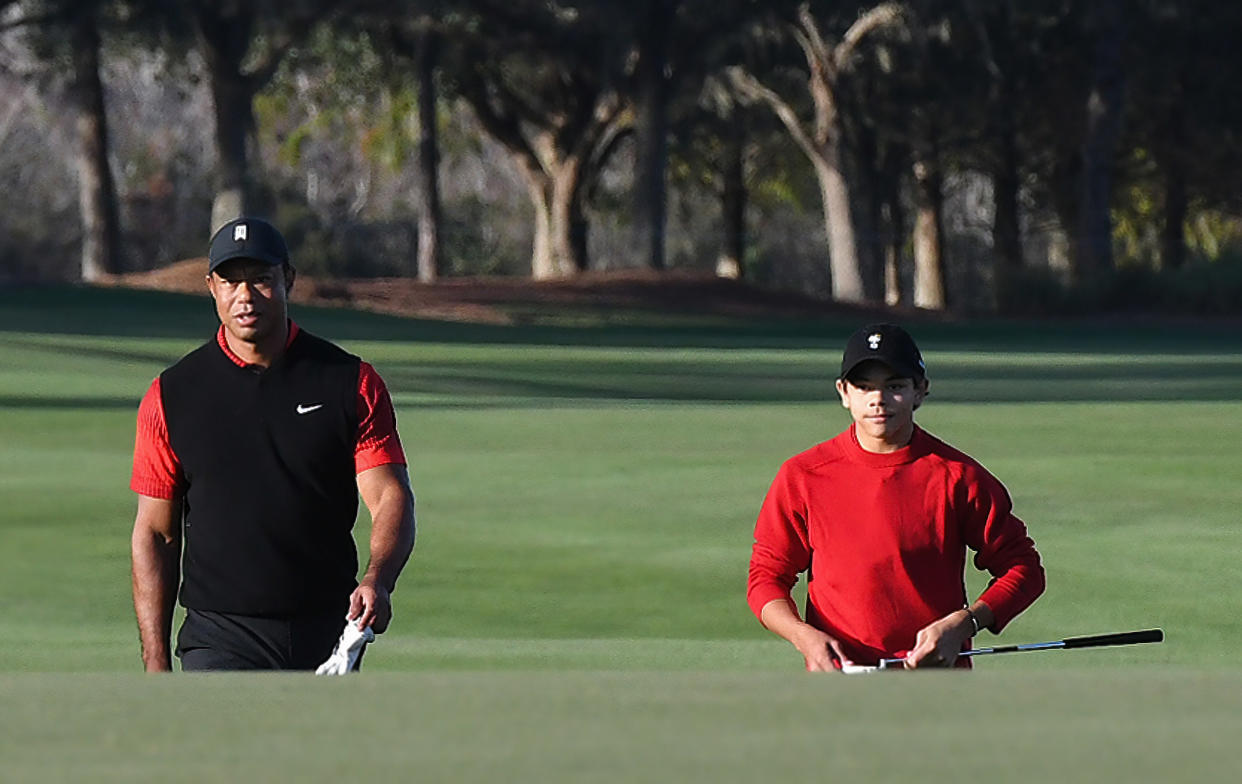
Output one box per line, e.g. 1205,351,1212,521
1060,629,1164,650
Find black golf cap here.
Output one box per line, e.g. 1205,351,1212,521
207,217,289,273
839,323,926,382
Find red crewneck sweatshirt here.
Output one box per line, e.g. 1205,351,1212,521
748,425,1045,666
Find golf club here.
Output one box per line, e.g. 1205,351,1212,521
872,628,1164,670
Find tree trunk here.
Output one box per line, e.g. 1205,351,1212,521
716,127,746,279
70,12,121,282
528,178,555,280
1078,0,1125,282
1159,76,1188,271
813,145,865,303
633,0,674,270
196,5,260,232
1162,164,1187,271
992,123,1023,305
414,25,442,282
880,143,905,306
851,121,886,302
912,157,946,310
523,160,585,279
992,140,1022,268
552,157,586,274
1048,144,1081,275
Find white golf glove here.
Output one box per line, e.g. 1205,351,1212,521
315,618,375,675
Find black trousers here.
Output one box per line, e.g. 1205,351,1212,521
176,606,360,671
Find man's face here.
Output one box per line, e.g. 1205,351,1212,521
834,360,927,450
206,259,293,346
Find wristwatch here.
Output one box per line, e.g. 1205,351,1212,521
964,607,981,637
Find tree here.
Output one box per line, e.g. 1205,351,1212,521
180,0,339,232
1121,1,1242,271
962,0,1030,300
1076,0,1125,283
382,9,444,282
631,0,676,272
67,4,122,282
449,1,633,279
1,0,129,281
729,3,905,304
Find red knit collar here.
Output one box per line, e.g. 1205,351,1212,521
844,423,929,467
215,320,300,368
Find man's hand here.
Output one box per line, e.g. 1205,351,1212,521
348,578,392,633
905,609,974,669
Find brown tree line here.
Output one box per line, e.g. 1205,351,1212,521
1,0,1240,312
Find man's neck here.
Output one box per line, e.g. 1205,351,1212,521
224,322,288,368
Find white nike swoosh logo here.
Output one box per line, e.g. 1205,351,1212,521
296,404,324,415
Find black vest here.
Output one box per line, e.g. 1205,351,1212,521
161,330,361,615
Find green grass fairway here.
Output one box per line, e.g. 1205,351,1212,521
1,285,1240,780
2,671,1240,782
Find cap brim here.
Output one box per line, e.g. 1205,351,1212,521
840,357,923,381
208,251,286,273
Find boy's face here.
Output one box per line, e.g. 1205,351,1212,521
834,360,928,452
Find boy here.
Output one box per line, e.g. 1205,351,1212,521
747,323,1045,670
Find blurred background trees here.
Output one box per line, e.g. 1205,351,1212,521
2,0,1240,314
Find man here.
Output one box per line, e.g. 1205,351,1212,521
747,323,1045,670
130,217,416,671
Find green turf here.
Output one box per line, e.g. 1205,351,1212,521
0,284,1239,779
2,671,1240,782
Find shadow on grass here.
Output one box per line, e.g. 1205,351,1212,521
3,284,1241,352
2,285,1240,406
374,356,1242,404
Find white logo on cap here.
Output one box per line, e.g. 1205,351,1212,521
233,224,247,242
868,333,882,350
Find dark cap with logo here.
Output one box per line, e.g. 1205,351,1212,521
839,323,926,381
208,217,289,273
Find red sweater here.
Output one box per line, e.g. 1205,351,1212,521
748,425,1045,666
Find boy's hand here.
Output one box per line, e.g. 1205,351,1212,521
792,625,848,671
905,609,974,668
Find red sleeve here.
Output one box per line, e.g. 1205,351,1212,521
355,361,407,473
747,462,811,621
130,377,184,499
961,468,1046,632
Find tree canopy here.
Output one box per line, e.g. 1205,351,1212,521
1,0,1240,314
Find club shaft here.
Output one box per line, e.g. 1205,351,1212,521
960,641,1063,657
877,628,1163,669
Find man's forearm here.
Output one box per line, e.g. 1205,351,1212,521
131,529,180,671
363,483,415,592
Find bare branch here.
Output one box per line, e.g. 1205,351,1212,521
725,65,821,164
834,2,906,71
0,9,68,33
963,0,1003,85
794,4,834,80
456,64,545,179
